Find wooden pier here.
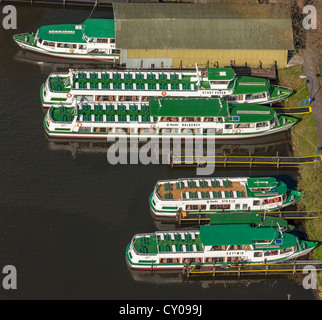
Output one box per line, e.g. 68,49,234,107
183,260,322,278
169,152,322,168
2,0,158,6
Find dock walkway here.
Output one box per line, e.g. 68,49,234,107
184,260,322,278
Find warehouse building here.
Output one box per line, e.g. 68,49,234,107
113,3,294,69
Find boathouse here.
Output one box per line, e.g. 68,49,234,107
113,3,294,69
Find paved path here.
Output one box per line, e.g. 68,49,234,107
302,35,322,153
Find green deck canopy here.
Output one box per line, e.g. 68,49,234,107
200,224,279,246
207,68,235,81
83,19,115,39
228,104,276,123
247,177,277,189
149,98,228,117
37,19,115,43
38,24,86,43
209,212,288,228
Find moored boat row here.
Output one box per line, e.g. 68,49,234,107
126,223,317,270
43,98,298,140
40,67,292,108
13,17,318,276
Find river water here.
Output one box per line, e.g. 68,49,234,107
0,4,316,299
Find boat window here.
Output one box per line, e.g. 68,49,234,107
210,204,230,210
79,44,86,50
205,257,224,262
246,92,266,100
253,200,260,206
203,129,217,134
235,204,240,210
182,117,195,122
210,246,228,251
110,39,115,43
280,247,293,254
235,123,255,129
204,117,214,122
38,37,43,44
264,250,279,256
256,122,268,128
254,252,263,257
225,124,233,129
210,81,229,85
270,119,275,125
96,38,108,43
190,258,203,263
242,204,248,210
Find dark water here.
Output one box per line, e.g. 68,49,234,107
0,4,316,299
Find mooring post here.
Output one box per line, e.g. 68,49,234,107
198,212,201,225
276,151,279,168
293,264,296,275
238,266,241,277
213,266,216,278
224,151,226,168
249,151,252,168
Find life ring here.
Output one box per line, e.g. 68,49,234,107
66,93,72,98
274,198,279,203
161,91,167,97
150,124,156,129
47,119,51,125
202,72,207,76
268,199,273,204
235,129,241,134
69,49,74,53
77,123,82,128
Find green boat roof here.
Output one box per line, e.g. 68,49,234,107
228,104,275,123
247,180,287,198
38,23,86,43
209,212,288,228
200,224,295,247
247,177,277,189
207,68,235,81
149,98,228,117
38,19,115,43
234,76,270,95
83,19,115,39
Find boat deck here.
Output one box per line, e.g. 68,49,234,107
133,232,204,255
49,104,156,123
157,179,247,200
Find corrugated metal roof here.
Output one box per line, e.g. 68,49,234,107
114,3,294,50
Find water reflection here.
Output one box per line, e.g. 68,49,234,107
45,131,293,158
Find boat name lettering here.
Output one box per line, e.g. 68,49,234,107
182,123,200,127
202,90,225,95
226,251,245,256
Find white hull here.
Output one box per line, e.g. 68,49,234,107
45,122,294,140
16,41,119,61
